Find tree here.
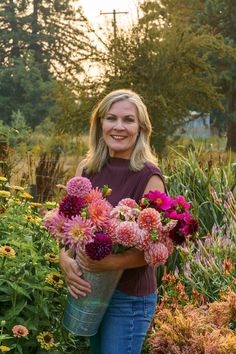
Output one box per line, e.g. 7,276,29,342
0,0,95,80
0,54,54,126
95,0,232,153
193,0,236,151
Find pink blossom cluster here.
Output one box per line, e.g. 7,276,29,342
44,177,113,259
110,191,198,266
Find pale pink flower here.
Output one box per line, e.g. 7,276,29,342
88,199,112,230
111,205,137,222
138,208,162,231
43,208,59,228
12,325,29,337
144,242,169,266
118,198,139,209
115,221,141,247
63,215,95,251
66,176,92,198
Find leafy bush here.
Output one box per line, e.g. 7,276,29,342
0,178,89,353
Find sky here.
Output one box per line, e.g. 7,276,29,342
78,0,139,29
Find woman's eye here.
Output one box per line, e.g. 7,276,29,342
105,116,116,121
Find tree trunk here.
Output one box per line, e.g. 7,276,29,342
226,91,236,151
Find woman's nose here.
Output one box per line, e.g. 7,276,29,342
114,119,124,129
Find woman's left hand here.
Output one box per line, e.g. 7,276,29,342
78,251,121,272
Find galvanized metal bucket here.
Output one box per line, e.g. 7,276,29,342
62,267,123,336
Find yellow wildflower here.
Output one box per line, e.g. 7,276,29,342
45,273,64,288
44,201,58,209
44,253,59,264
36,331,55,350
19,192,33,199
0,246,16,258
0,345,11,352
29,202,42,207
0,177,7,182
0,190,10,198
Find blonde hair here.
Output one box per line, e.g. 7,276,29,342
83,89,158,173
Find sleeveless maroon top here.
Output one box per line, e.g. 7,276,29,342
83,157,166,296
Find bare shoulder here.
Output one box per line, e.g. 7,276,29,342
143,174,165,194
75,159,87,177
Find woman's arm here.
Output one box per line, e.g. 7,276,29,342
78,174,165,273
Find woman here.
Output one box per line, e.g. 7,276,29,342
59,89,166,354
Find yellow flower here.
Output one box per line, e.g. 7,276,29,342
45,273,64,288
44,253,59,264
19,192,33,199
1,320,6,327
29,202,42,207
25,215,34,222
0,345,11,352
0,190,11,198
0,246,16,258
36,331,55,350
0,177,7,182
44,201,58,209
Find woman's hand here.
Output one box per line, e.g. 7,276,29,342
59,249,91,299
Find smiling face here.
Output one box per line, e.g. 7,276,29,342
101,100,140,159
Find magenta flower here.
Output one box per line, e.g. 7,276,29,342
59,195,84,218
179,214,198,236
144,242,169,266
172,195,191,212
66,176,92,198
143,190,172,211
63,215,95,251
85,232,112,260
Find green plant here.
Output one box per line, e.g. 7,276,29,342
0,178,89,353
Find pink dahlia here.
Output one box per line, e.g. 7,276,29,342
66,176,92,198
63,215,95,251
85,187,103,204
115,221,141,247
144,242,169,266
59,195,84,218
12,325,29,337
143,190,172,211
45,211,67,242
138,208,161,231
88,199,112,230
43,208,59,228
85,232,112,260
118,198,139,209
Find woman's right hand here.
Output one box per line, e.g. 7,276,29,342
59,249,92,299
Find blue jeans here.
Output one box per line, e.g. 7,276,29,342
89,289,157,354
